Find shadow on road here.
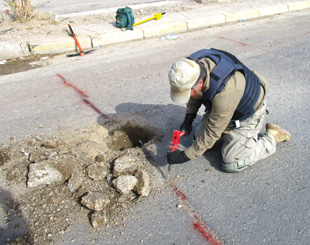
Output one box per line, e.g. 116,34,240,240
97,102,225,172
0,188,33,244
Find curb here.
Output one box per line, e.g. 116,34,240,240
1,0,310,59
30,37,93,55
92,29,144,47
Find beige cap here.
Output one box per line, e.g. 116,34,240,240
168,58,200,104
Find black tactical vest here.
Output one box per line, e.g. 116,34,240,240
188,48,261,121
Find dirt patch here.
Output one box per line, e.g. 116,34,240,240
0,120,163,244
0,54,57,76
0,1,200,43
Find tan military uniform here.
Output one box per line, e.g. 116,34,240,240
184,58,276,172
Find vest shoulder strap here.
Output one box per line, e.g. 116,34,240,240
188,49,242,100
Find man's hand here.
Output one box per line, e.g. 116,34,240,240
180,113,196,136
166,150,190,164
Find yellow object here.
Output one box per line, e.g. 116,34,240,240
133,12,166,27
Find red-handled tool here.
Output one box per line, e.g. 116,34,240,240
169,130,186,152
68,24,85,56
167,130,186,181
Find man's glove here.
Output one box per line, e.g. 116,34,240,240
180,113,196,136
166,150,190,164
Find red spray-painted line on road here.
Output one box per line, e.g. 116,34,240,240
218,37,248,46
57,74,111,120
194,222,220,245
170,184,188,201
193,214,222,245
217,36,274,55
140,144,223,244
57,74,89,98
82,98,111,119
167,180,223,245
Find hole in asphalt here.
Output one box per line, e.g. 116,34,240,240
106,121,162,151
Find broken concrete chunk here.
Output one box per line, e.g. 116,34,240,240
81,192,110,211
91,210,108,228
68,174,82,193
75,140,106,160
113,155,141,177
87,163,107,181
27,162,64,188
96,151,120,163
42,140,59,149
88,126,109,144
134,170,150,197
112,175,138,195
28,149,49,163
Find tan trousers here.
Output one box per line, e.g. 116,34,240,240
220,103,276,172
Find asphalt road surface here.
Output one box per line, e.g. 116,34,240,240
1,9,310,244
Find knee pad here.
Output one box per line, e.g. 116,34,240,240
221,158,250,173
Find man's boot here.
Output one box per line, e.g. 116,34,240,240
266,123,291,143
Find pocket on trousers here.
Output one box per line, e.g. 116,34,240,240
239,137,256,150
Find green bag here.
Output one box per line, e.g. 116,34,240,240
116,7,135,30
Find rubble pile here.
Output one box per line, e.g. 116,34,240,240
0,121,162,244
